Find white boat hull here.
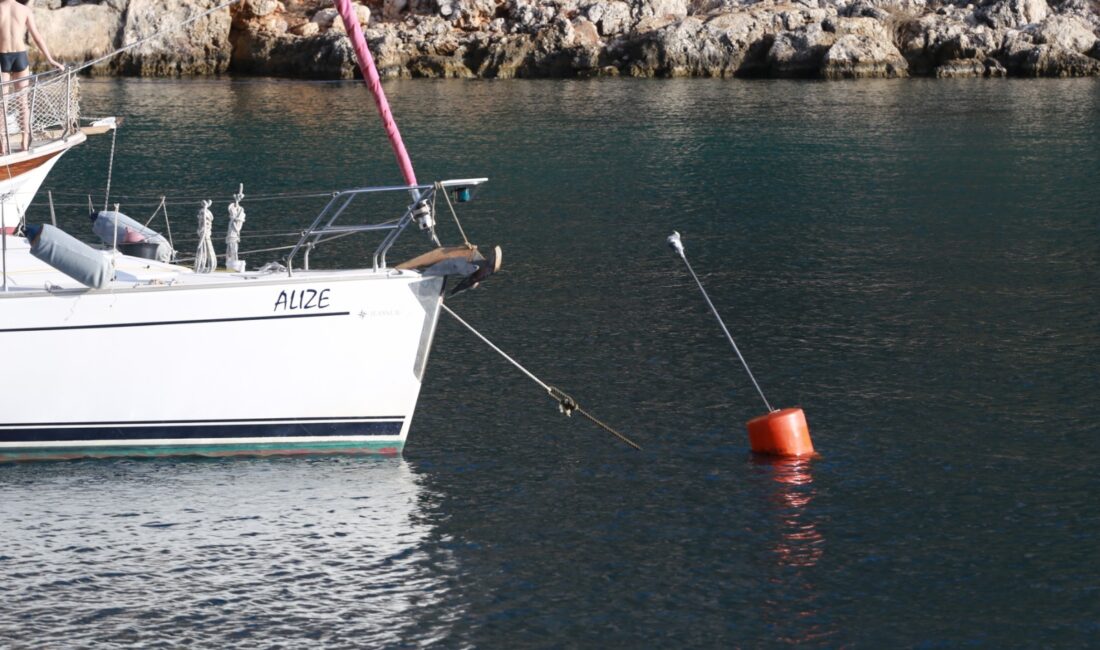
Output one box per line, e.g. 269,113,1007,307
0,269,445,460
0,134,85,229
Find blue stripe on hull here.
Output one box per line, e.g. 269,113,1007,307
0,420,404,443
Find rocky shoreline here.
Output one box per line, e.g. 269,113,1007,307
35,0,1100,78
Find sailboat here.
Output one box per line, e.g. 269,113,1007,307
0,2,498,461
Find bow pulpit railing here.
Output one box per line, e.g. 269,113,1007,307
0,67,80,155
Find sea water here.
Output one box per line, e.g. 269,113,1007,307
1,78,1098,647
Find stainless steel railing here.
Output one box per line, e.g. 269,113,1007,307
285,178,487,275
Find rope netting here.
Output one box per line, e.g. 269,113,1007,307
1,69,79,150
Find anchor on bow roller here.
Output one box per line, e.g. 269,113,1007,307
397,244,503,296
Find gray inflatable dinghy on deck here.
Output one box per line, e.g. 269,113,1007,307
91,211,173,262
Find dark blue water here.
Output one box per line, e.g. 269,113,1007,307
2,78,1098,647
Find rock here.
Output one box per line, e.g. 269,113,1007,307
933,56,1007,78
384,0,408,21
985,57,1008,76
934,58,985,77
1057,0,1100,33
235,0,289,35
774,7,833,32
116,0,233,75
241,31,359,78
321,4,370,33
977,0,1048,30
633,14,681,34
693,0,762,11
937,33,979,62
822,32,908,78
32,3,122,72
635,0,690,20
620,12,772,78
586,0,632,37
240,0,284,18
365,26,409,77
768,24,835,77
327,4,369,30
706,11,773,76
572,18,601,48
310,8,338,29
841,0,891,21
524,19,583,76
407,54,475,77
476,34,535,77
507,0,558,32
23,0,1100,79
1020,43,1100,75
291,21,320,37
896,12,982,75
438,0,497,28
1034,15,1097,54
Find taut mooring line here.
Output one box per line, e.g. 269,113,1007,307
667,231,775,413
441,303,642,451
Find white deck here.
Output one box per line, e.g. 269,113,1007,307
0,234,417,297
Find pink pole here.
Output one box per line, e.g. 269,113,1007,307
334,0,418,187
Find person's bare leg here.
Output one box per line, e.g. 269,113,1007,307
0,72,9,156
12,69,30,151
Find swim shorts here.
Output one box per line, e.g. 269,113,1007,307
0,51,29,74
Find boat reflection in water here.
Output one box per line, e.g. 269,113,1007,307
0,456,460,646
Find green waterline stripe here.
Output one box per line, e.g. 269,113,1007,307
0,440,405,460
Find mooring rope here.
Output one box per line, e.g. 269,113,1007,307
441,304,641,451
668,232,775,413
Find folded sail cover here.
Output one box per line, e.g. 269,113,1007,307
28,224,115,289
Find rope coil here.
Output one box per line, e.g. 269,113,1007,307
193,200,215,273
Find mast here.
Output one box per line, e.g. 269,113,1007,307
333,0,418,188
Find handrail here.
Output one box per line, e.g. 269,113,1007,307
0,66,67,91
284,178,487,275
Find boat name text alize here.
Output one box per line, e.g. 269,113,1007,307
274,288,331,312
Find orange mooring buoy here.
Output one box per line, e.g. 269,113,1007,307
747,408,814,457
668,231,817,458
